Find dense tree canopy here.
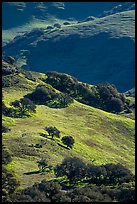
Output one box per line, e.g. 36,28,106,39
25,85,73,108
2,155,135,202
45,72,128,113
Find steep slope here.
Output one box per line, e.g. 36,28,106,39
2,61,135,188
3,10,135,92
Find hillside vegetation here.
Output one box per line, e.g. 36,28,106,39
2,61,135,192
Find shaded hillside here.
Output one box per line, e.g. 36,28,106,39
2,2,128,32
2,2,134,45
3,10,135,92
99,2,135,17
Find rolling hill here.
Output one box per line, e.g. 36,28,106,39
3,2,134,44
2,60,135,190
3,9,135,92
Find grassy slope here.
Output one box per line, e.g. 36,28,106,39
2,71,135,189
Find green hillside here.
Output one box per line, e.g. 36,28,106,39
2,63,135,189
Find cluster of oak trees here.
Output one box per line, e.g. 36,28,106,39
25,85,73,108
45,126,75,149
45,72,130,113
2,155,135,202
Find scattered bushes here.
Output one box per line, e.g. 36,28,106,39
54,23,61,28
2,66,17,75
116,185,135,202
102,163,134,185
47,26,53,30
63,22,70,25
106,97,124,113
67,186,112,202
45,72,78,94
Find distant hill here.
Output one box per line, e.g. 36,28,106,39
2,2,134,45
99,2,135,17
3,9,135,92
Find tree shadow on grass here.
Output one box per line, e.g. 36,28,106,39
57,142,70,150
24,170,40,175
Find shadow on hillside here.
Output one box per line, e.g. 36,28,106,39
24,170,40,175
57,142,70,150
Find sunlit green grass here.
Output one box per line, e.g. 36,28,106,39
2,74,135,188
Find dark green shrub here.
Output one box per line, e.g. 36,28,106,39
63,22,70,25
106,97,124,113
47,26,53,29
11,98,36,113
54,157,87,183
2,125,11,133
61,136,75,148
37,159,48,172
54,23,61,28
2,167,19,202
45,126,60,139
103,163,134,185
96,83,125,113
2,147,12,164
25,85,73,108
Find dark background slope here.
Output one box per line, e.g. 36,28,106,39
3,2,131,29
3,9,135,92
2,2,135,92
